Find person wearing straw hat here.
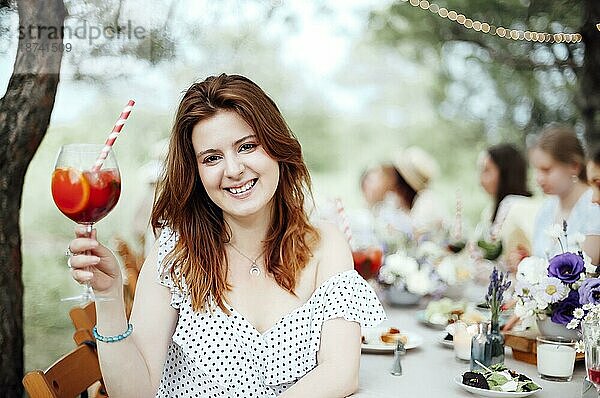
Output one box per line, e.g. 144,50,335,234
66,74,385,397
391,146,445,235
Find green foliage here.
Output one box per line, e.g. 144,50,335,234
368,0,585,140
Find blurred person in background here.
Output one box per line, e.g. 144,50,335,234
359,147,445,238
478,143,539,272
530,125,600,265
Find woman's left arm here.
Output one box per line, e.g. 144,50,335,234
279,318,361,397
280,222,361,398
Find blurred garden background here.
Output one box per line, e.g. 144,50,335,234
1,0,599,393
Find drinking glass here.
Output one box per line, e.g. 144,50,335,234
536,336,577,382
582,321,600,391
51,144,121,302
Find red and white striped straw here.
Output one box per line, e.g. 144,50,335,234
92,99,135,172
334,198,353,247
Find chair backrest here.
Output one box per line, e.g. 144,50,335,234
69,302,96,334
22,333,103,398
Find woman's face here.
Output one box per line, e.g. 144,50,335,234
587,161,600,205
361,167,393,207
192,111,280,220
479,154,499,197
530,148,579,196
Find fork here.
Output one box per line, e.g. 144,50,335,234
390,339,406,376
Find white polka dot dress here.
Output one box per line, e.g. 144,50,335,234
155,227,387,397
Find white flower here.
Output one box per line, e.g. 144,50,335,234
406,269,433,295
574,308,585,319
583,253,596,274
379,268,397,285
545,224,563,239
516,257,548,285
534,277,569,304
513,280,532,298
567,319,580,330
383,252,418,278
514,299,538,320
583,303,593,311
416,241,444,261
575,340,585,353
437,256,458,285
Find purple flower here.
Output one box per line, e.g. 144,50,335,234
548,253,585,284
578,278,600,305
551,290,580,325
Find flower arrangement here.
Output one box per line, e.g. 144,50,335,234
513,222,595,327
378,251,436,295
486,267,511,325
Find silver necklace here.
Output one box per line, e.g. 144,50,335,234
227,242,263,277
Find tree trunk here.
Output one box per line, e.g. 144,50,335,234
580,0,600,146
0,0,65,396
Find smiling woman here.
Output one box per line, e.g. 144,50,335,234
66,73,386,398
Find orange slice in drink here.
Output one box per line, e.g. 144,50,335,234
51,167,91,214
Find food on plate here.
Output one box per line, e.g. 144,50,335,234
362,327,408,345
423,298,484,326
462,364,541,393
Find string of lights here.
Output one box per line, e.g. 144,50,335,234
401,0,600,44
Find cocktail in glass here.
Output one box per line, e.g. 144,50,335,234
51,143,121,302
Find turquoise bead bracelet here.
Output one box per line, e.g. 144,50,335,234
93,323,133,343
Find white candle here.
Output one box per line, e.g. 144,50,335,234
537,343,576,378
453,323,477,361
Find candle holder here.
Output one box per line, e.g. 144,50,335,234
536,336,577,382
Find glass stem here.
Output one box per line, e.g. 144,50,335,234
82,223,94,301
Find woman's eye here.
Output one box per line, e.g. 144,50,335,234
203,155,221,164
240,143,257,152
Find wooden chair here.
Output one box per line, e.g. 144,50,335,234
69,302,96,336
114,237,144,317
23,330,106,398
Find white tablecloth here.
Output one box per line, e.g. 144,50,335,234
354,306,587,397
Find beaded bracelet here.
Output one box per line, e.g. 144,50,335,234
93,323,133,343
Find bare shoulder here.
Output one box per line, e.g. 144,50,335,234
313,221,353,285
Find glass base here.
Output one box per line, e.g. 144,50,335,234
539,373,573,382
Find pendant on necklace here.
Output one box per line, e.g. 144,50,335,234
249,264,261,277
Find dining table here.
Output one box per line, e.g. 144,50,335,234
354,305,590,398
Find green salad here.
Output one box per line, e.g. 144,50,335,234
462,364,541,393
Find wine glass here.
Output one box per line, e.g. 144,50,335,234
51,144,121,302
582,320,600,391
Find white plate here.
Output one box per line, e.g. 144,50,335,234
415,310,447,330
454,376,542,397
361,330,423,353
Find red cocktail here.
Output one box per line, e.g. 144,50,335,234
52,143,121,302
52,167,121,224
352,247,383,280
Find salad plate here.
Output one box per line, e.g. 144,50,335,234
454,377,541,397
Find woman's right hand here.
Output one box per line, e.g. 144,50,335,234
68,226,123,296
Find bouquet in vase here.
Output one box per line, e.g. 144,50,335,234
513,222,595,328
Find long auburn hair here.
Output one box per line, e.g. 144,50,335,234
486,144,532,222
151,74,320,313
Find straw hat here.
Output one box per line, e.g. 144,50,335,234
392,147,440,192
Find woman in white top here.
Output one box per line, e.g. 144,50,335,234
530,125,600,265
67,74,385,397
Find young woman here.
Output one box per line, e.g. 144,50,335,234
530,125,600,265
478,144,538,271
359,147,444,235
67,74,386,397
